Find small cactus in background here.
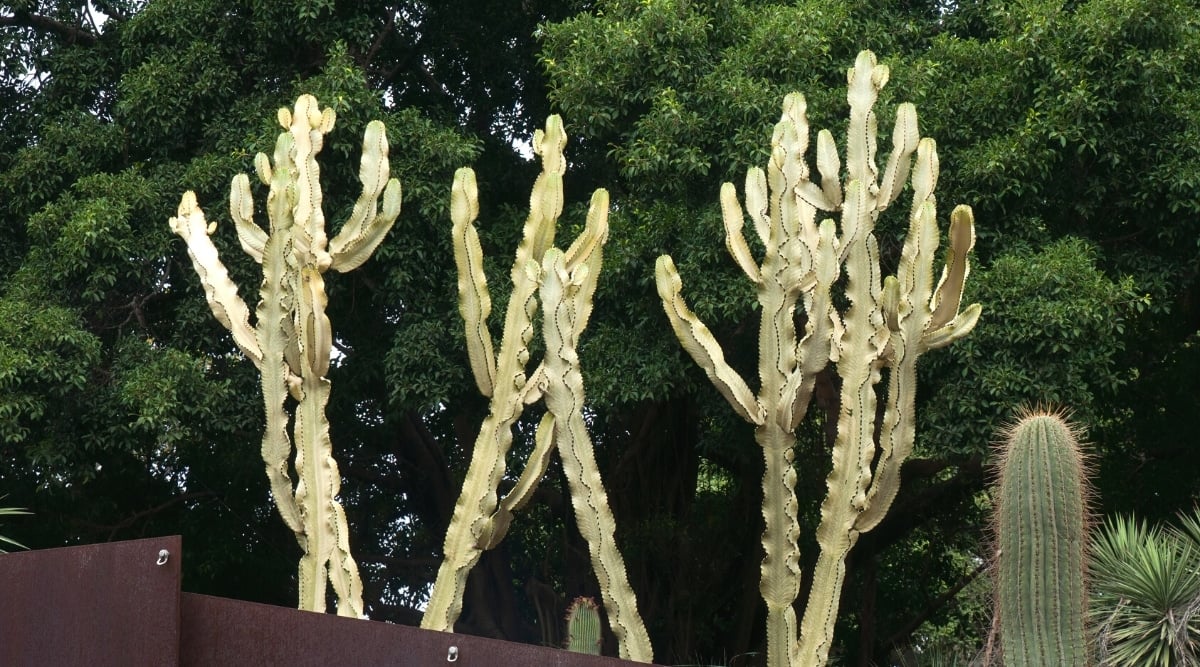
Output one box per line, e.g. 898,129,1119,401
565,596,603,655
991,408,1092,666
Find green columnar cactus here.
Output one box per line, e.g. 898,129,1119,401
169,95,401,617
993,409,1091,666
565,596,603,655
423,117,652,662
656,51,980,666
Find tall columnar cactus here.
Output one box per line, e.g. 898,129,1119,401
169,95,401,617
423,117,652,662
656,51,980,666
993,409,1091,666
541,245,652,661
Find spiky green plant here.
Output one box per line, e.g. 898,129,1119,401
992,409,1091,666
169,95,401,617
0,498,29,553
656,50,979,666
1091,510,1200,666
565,596,603,655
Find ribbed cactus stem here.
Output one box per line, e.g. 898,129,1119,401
426,117,650,662
656,51,979,667
994,409,1091,667
565,597,603,655
170,94,401,617
423,124,566,632
542,248,652,662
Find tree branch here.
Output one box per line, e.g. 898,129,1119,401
90,1,129,22
0,12,98,46
362,5,398,70
81,491,217,541
883,559,989,651
868,455,986,553
394,410,456,533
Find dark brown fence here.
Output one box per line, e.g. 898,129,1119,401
0,536,660,667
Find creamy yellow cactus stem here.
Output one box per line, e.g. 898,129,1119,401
170,94,401,618
424,116,653,663
655,51,980,667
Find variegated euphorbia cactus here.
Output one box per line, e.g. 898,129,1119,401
422,117,652,662
656,51,980,666
169,94,401,618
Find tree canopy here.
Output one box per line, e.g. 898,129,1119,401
2,0,1198,664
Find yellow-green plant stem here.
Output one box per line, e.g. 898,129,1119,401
170,95,400,617
422,119,568,632
542,248,653,662
424,118,650,662
656,52,980,667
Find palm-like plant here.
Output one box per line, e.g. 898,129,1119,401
0,498,30,553
1090,510,1200,666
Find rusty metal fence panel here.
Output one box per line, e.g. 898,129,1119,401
181,593,659,667
0,535,182,667
0,536,661,667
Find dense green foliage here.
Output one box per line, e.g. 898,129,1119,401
2,0,1198,664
